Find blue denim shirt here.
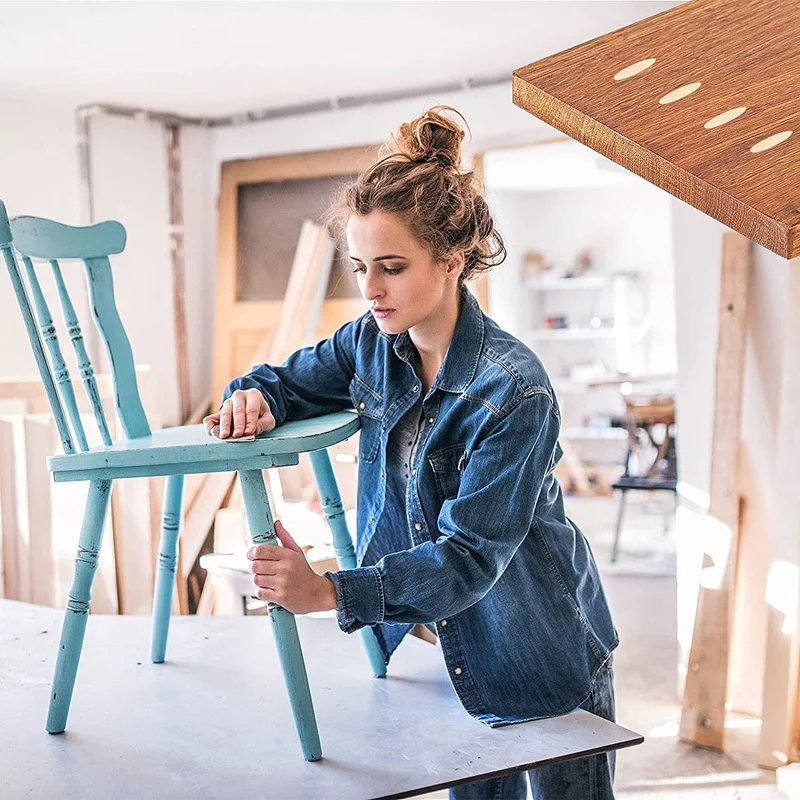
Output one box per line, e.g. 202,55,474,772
223,288,618,727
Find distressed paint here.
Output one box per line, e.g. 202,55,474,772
21,255,90,452
0,202,75,454
150,474,184,664
47,413,359,479
2,199,370,761
50,259,113,446
83,256,151,440
309,448,387,678
46,478,112,733
239,468,323,761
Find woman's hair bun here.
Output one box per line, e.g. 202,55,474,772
327,104,506,286
389,105,467,169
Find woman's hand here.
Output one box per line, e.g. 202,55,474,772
247,521,338,615
203,388,276,439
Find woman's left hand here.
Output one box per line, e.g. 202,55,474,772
247,521,338,615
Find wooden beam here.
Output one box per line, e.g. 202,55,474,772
679,232,750,749
166,125,192,425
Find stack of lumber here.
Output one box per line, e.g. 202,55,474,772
0,367,162,614
186,220,358,613
0,221,359,618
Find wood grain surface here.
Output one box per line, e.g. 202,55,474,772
513,0,800,259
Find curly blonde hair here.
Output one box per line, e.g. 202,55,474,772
328,105,506,284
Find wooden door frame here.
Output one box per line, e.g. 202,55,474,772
212,145,376,402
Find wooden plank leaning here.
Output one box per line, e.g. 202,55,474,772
183,221,335,610
679,232,751,749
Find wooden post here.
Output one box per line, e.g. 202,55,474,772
679,232,750,749
166,124,192,424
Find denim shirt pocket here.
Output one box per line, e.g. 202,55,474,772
349,375,383,463
427,442,467,502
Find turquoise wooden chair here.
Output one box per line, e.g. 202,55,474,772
0,200,386,761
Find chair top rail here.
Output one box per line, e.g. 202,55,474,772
11,217,126,260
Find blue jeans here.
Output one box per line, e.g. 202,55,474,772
449,657,616,800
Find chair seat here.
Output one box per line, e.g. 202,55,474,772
47,410,361,482
612,475,677,492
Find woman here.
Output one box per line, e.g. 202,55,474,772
204,106,618,800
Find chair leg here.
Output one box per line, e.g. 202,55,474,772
46,479,113,734
308,449,387,679
610,489,627,564
150,474,185,664
238,468,322,762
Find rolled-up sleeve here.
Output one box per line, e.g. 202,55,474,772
326,392,561,632
221,317,362,423
323,567,385,634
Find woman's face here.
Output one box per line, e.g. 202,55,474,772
345,210,461,335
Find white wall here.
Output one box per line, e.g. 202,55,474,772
672,196,799,722
0,84,554,425
0,98,212,428
211,84,550,167
0,98,83,380
485,182,675,376
88,113,213,427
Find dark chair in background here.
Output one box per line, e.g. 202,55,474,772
611,395,677,563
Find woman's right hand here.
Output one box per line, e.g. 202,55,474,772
203,388,277,439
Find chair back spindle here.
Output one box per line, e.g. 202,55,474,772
0,201,76,454
1,201,152,450
20,255,90,452
49,259,114,446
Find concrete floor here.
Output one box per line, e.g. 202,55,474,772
419,494,788,800
577,494,789,800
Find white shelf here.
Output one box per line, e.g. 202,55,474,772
561,427,628,441
528,327,616,341
526,275,613,291
553,376,622,393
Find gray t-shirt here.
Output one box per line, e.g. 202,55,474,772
384,396,437,638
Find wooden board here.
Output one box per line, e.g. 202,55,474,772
0,417,23,600
23,416,57,608
0,602,643,800
679,232,750,749
0,372,156,614
513,0,800,260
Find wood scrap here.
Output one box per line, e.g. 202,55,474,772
0,417,23,600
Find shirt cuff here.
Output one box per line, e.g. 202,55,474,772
322,567,385,634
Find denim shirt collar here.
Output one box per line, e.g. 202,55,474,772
387,286,484,394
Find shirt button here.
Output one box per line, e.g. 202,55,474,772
381,471,385,479
429,417,434,423
454,667,462,675
440,619,448,626
359,402,366,410
414,523,422,531
369,516,374,523
412,468,417,476
412,385,419,392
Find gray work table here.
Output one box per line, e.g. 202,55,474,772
0,600,642,799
